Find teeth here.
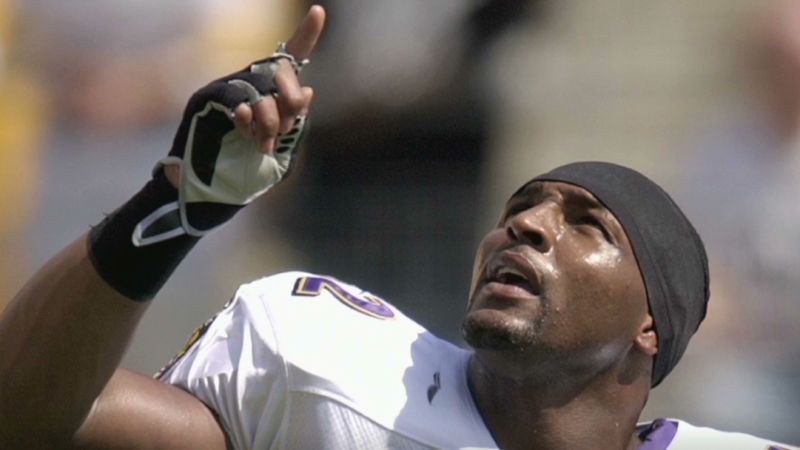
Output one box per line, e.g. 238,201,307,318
487,258,540,295
496,266,525,280
498,267,524,277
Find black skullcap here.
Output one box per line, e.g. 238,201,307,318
528,161,709,387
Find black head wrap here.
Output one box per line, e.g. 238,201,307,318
528,161,709,387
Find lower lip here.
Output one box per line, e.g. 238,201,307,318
483,281,539,301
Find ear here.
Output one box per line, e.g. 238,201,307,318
634,314,658,356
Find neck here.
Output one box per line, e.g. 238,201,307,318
467,350,651,450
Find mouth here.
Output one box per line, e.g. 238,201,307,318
484,251,542,297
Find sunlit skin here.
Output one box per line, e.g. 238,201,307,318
0,7,327,449
462,181,658,450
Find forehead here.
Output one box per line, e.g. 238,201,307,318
508,180,607,209
506,179,638,256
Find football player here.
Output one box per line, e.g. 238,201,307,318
0,5,795,449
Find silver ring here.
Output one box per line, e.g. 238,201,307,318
272,41,310,73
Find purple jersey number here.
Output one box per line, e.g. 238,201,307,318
292,275,395,320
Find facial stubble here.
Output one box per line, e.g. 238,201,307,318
461,295,550,352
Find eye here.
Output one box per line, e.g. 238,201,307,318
575,215,614,243
576,215,601,228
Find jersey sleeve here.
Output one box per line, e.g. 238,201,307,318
656,419,800,450
157,283,288,450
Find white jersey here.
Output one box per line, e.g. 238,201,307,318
635,419,797,450
158,271,797,450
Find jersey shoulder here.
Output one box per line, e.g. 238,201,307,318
158,270,421,382
162,271,495,449
638,418,798,450
238,271,495,448
239,270,404,321
235,270,450,382
235,271,427,357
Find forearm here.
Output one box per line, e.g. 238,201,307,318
0,8,323,448
0,234,149,447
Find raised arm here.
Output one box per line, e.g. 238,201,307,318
0,6,325,449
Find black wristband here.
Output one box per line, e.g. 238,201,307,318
88,174,200,301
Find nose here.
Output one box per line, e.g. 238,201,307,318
506,201,557,253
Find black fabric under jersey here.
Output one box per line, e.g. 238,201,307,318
528,161,709,387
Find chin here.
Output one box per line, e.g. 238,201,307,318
461,309,539,351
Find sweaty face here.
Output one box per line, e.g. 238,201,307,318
462,181,649,366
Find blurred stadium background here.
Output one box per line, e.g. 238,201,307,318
1,0,798,443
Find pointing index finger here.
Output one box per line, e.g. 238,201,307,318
284,5,326,60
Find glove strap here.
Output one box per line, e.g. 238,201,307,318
89,174,200,301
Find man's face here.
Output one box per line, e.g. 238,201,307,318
463,181,650,367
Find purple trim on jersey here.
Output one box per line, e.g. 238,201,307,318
292,276,395,319
637,418,679,450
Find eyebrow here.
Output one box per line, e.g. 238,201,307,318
561,188,605,211
511,182,604,209
508,182,545,202
562,188,626,244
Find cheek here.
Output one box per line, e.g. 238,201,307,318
582,244,623,267
468,229,506,298
553,244,646,332
575,241,628,290
581,245,638,304
554,241,623,296
592,245,649,317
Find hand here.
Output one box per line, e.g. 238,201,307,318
133,5,326,245
164,5,326,187
230,5,325,153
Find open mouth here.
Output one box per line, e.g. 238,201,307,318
486,254,541,296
